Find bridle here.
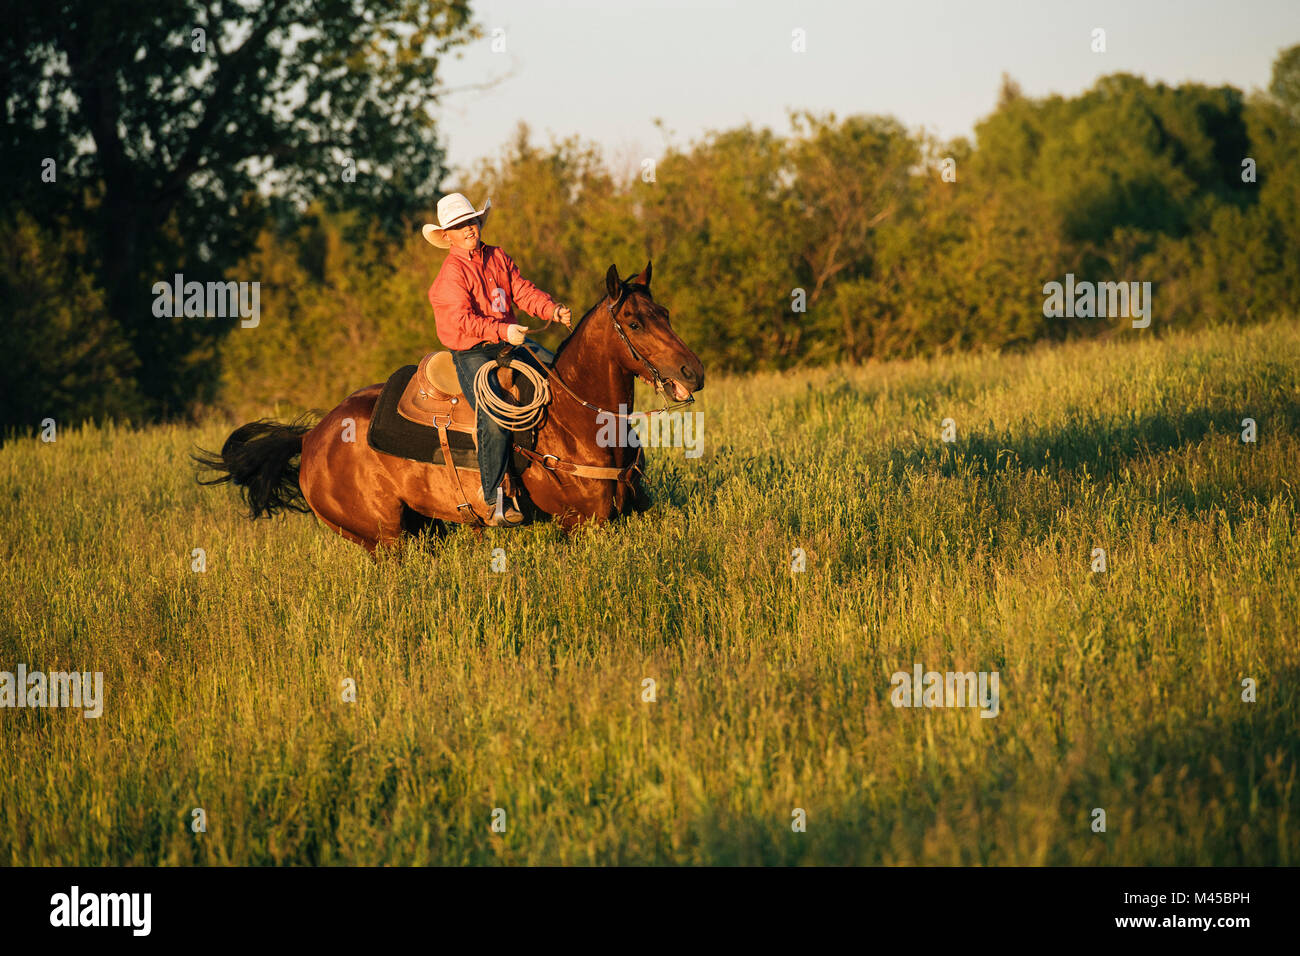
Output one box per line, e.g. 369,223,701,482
519,283,696,420
606,286,675,406
509,283,697,492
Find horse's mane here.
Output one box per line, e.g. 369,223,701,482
551,282,650,362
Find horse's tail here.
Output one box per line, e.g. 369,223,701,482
193,416,315,519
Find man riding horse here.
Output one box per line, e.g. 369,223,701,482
423,193,572,526
195,194,705,556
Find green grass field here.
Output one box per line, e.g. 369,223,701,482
2,318,1297,865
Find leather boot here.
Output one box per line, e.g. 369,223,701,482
487,485,524,526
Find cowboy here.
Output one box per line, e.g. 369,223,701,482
424,193,573,526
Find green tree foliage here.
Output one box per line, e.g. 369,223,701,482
1,0,477,423
213,208,438,419
1269,44,1300,119
214,49,1300,417
641,125,796,369
8,31,1300,422
0,212,144,429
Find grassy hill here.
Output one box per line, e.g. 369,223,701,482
2,318,1297,865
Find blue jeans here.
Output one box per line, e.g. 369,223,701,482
451,342,547,499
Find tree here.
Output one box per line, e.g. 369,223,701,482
640,125,797,369
457,122,639,337
1269,43,1300,120
0,212,145,431
1,0,478,417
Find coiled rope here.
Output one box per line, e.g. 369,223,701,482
472,356,551,430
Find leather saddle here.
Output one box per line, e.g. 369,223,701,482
389,350,547,519
397,350,477,431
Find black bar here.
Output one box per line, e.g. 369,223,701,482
2,866,1293,943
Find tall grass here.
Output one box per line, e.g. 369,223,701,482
2,318,1297,865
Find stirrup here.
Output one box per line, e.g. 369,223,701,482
488,487,523,527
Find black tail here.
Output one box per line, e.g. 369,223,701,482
193,416,315,519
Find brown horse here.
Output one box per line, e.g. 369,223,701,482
195,262,705,555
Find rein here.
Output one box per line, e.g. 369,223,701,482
507,286,693,488
519,288,695,420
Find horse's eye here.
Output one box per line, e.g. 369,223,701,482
628,321,641,331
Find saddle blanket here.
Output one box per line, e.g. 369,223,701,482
366,365,479,468
366,361,543,471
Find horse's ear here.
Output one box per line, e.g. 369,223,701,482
632,260,652,289
605,264,621,300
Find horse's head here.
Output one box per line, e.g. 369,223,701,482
603,262,705,400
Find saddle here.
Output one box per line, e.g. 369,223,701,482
366,348,548,525
397,351,476,431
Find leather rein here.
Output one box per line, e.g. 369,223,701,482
512,286,693,488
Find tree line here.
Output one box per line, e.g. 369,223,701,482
3,8,1297,426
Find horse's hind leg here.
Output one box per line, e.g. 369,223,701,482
298,386,408,558
319,504,444,559
314,511,382,556
306,492,406,559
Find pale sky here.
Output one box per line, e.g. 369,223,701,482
433,0,1300,181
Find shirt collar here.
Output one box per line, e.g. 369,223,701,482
450,242,486,262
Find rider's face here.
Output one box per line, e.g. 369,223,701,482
449,218,481,250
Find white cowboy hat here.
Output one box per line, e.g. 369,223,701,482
421,193,491,248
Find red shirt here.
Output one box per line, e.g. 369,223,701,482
428,243,559,349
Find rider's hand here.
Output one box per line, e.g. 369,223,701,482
505,324,531,346
553,304,572,329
